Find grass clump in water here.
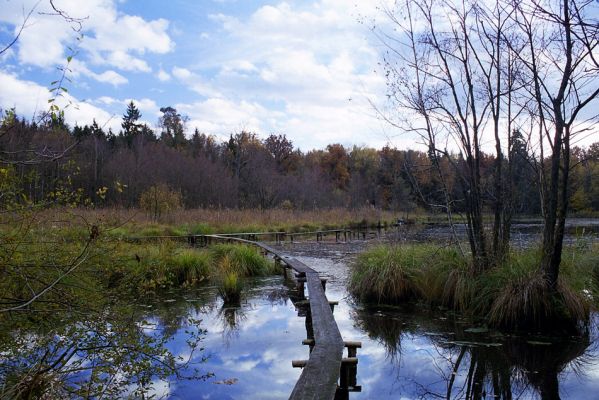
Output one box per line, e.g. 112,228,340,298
483,247,593,331
209,243,275,276
170,249,213,285
351,243,596,333
349,244,463,303
216,256,243,304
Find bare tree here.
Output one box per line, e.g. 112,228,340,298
506,0,599,288
379,0,523,270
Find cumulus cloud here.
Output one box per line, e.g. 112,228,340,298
157,68,171,82
70,60,128,86
172,66,222,98
0,0,414,150
0,70,117,129
0,0,172,74
183,1,392,149
177,97,274,138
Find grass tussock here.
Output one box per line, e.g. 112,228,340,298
171,249,213,285
350,243,597,332
349,244,466,303
209,243,276,276
484,247,593,331
216,256,243,304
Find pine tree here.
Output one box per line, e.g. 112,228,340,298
121,101,142,146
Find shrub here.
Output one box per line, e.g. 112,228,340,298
139,184,182,221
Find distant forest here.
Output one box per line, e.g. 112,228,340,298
1,103,598,215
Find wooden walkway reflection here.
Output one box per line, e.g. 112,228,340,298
200,233,361,400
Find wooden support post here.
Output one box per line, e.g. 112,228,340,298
298,281,305,299
320,277,327,291
292,360,308,368
302,338,315,353
290,234,294,243
329,300,338,312
344,230,347,242
339,363,348,389
344,341,361,358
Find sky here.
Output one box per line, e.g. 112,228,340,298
0,0,413,151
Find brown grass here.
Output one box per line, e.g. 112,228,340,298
488,275,590,331
34,206,400,234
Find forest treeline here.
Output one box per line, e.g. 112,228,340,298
1,103,598,215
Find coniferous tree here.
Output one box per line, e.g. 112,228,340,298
121,101,142,146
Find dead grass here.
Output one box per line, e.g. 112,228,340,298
34,206,402,236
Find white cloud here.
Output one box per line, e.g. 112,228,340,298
70,60,128,86
157,68,171,82
172,66,192,80
105,51,151,73
179,1,394,149
172,66,222,98
0,70,116,129
178,98,273,137
0,0,172,74
93,70,128,86
1,0,419,150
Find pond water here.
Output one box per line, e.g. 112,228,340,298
3,220,597,399
133,233,598,399
389,218,599,248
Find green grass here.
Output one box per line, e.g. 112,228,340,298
216,256,243,304
208,243,276,276
481,247,593,331
171,249,213,285
349,244,467,303
95,240,275,293
350,243,598,332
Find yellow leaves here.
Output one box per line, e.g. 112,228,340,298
139,184,182,221
115,181,127,193
96,186,108,200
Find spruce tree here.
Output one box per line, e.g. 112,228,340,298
121,101,142,146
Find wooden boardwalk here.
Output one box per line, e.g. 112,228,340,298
202,234,348,400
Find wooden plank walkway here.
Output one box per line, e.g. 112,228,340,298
203,234,345,400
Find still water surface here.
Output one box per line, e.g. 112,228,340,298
149,238,598,399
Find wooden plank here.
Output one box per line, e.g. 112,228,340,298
213,231,285,237
205,234,345,400
289,270,344,400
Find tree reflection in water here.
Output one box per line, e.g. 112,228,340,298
353,307,595,399
0,300,210,399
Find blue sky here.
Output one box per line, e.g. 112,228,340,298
0,0,406,150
